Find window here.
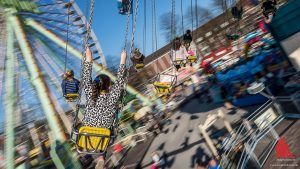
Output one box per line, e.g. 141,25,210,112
201,45,209,52
205,31,212,37
204,51,212,57
198,43,203,49
221,38,226,44
214,42,220,49
196,37,203,43
209,37,215,43
198,42,207,49
220,22,229,28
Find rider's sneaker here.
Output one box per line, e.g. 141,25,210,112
95,156,105,169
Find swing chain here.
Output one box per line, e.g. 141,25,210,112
123,0,133,51
143,0,146,54
152,0,159,74
181,0,184,35
119,0,140,125
64,0,71,73
153,0,157,51
170,0,176,61
73,0,96,126
190,0,193,36
195,0,198,28
83,0,96,49
171,0,175,41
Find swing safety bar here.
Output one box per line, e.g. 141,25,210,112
187,55,198,63
153,73,177,95
135,63,144,69
65,93,79,102
173,56,199,66
173,58,185,66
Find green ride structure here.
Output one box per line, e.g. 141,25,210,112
0,0,153,168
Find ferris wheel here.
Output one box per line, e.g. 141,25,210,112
1,0,107,122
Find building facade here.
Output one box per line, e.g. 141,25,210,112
128,1,285,91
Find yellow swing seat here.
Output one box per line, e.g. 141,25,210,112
76,126,111,154
135,63,144,69
187,55,197,63
66,93,79,102
173,58,185,66
153,81,172,94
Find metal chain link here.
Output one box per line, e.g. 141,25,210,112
170,0,176,61
64,0,71,73
123,0,133,51
73,0,95,126
151,0,154,53
171,0,175,41
153,0,157,51
195,0,198,28
190,0,194,37
170,0,177,82
143,0,146,54
152,0,159,74
119,0,140,124
181,0,184,35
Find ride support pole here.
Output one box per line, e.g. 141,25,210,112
199,125,219,158
8,8,66,143
4,12,15,169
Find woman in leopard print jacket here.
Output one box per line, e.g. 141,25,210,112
82,48,127,129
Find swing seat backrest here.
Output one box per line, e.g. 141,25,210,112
153,82,172,94
135,63,144,69
187,56,197,63
77,126,111,154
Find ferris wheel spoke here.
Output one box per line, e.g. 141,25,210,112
37,1,65,8
27,21,85,47
27,25,82,48
35,20,82,36
22,13,75,25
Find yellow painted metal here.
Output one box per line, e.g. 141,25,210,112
77,127,111,151
4,13,16,169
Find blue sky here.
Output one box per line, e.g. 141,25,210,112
0,0,218,130
75,0,214,67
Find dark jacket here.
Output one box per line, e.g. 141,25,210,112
61,78,80,96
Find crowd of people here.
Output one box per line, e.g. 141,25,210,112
149,151,222,169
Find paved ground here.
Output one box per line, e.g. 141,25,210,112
139,94,259,169
121,135,156,168
263,119,300,169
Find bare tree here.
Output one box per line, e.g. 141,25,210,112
212,0,232,12
184,5,214,31
159,12,180,42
